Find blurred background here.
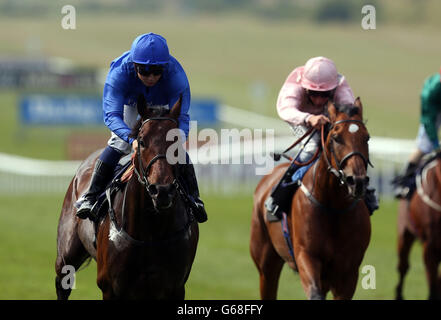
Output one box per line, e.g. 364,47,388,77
0,0,440,299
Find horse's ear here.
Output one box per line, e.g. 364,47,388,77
169,95,182,120
137,94,149,119
327,101,338,122
354,97,363,117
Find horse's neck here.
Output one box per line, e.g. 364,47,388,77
309,155,349,207
122,178,178,241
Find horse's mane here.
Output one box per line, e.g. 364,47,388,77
129,105,171,139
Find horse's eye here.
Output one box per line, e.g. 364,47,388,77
138,140,145,148
332,134,343,144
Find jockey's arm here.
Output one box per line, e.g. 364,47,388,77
420,75,441,149
169,80,191,142
103,83,132,145
421,103,440,150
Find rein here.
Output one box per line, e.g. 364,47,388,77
273,127,314,162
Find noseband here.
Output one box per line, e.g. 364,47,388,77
133,117,179,195
321,119,373,186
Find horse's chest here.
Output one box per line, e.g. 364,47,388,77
109,248,189,295
110,261,187,298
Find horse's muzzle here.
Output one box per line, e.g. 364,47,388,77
148,183,176,210
346,175,369,199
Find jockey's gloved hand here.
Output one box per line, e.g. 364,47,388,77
132,139,138,153
307,114,330,129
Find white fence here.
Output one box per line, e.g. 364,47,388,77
0,135,413,198
0,105,415,197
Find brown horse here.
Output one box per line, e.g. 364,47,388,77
395,156,441,300
251,99,371,300
55,96,199,299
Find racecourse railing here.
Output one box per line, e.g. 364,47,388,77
0,135,414,198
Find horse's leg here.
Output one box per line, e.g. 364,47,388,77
102,288,117,300
331,270,358,300
395,228,415,300
250,216,284,300
55,230,90,300
423,241,441,300
257,245,285,300
296,251,325,300
171,286,185,300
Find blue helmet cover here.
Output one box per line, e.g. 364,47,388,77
130,33,170,65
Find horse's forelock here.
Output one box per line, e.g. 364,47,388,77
323,103,366,139
129,105,172,139
334,103,360,118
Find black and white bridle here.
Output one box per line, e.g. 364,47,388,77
322,119,373,186
298,118,374,214
133,116,179,196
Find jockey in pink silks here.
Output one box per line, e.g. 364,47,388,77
265,56,378,219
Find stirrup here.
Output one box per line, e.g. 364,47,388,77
192,200,207,223
265,197,282,222
76,199,97,220
394,186,413,200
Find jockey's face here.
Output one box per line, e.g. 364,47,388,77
306,89,334,107
137,72,162,87
134,63,164,87
310,95,329,107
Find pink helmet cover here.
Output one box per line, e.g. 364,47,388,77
300,56,339,91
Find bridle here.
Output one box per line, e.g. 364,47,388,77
298,118,373,214
105,115,195,248
133,116,179,196
321,119,373,186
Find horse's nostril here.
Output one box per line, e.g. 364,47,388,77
148,184,158,196
346,176,355,185
364,176,370,184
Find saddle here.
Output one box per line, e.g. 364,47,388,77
393,150,441,200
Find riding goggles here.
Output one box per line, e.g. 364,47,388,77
306,89,334,98
135,63,165,76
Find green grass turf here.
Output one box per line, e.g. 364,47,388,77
0,10,437,300
1,13,441,159
0,193,428,300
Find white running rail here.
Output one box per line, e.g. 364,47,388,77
0,105,414,195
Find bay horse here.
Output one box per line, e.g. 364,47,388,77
395,155,441,300
55,96,199,299
251,98,372,300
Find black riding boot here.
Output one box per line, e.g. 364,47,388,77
179,162,207,223
264,162,300,221
76,159,114,220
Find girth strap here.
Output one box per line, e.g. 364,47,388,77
281,212,295,263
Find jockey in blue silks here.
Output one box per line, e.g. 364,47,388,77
75,33,207,223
